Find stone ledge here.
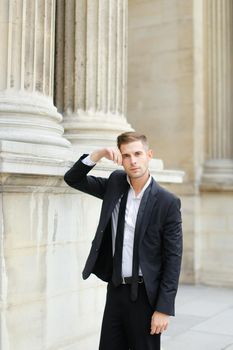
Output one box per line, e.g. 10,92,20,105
200,182,233,192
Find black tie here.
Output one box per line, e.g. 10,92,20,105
112,188,129,287
131,180,152,301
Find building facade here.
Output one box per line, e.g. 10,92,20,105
0,0,232,349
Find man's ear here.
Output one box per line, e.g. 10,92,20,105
148,149,153,159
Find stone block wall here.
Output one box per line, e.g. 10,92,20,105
0,178,105,349
198,192,233,286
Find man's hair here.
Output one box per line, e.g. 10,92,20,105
117,132,149,150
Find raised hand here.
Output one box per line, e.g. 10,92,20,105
90,148,122,165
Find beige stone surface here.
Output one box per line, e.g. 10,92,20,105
128,0,195,179
0,178,104,350
198,192,233,286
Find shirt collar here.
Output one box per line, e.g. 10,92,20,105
127,174,152,199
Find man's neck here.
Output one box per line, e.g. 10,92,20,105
129,172,150,196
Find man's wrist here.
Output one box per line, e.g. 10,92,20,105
90,149,106,163
154,310,170,317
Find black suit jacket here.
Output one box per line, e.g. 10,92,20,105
64,155,183,316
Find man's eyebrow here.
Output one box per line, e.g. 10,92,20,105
121,150,143,156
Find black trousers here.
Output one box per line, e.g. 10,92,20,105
99,282,161,350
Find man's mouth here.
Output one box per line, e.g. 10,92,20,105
130,167,139,171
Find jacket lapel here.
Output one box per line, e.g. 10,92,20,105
138,178,159,246
98,175,129,230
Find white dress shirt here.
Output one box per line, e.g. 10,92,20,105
82,155,151,278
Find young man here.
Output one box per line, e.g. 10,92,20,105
64,132,183,350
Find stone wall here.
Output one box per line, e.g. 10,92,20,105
0,174,106,349
198,192,233,286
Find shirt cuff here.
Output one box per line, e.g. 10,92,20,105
81,154,96,166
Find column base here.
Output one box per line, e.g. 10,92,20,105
0,91,72,175
201,159,233,190
0,91,71,147
63,110,133,158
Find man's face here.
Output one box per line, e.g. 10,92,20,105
119,140,153,180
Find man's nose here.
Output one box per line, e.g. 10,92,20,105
130,157,137,165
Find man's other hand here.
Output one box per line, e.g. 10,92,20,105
150,311,170,335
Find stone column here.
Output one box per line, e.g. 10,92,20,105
0,0,71,175
55,0,132,156
202,0,233,187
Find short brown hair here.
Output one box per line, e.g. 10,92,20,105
117,132,148,150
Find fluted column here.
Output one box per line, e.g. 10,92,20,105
0,0,70,175
202,0,233,187
55,0,132,155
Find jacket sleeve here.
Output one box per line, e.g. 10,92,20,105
155,197,183,316
64,154,108,200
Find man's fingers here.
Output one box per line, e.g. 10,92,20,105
151,324,163,334
150,311,169,335
113,151,118,163
150,325,166,335
114,150,122,165
110,149,116,162
102,147,122,166
106,148,122,165
105,148,117,162
116,152,122,165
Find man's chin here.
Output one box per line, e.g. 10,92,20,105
128,172,142,179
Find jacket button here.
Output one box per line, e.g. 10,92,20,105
95,248,99,252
